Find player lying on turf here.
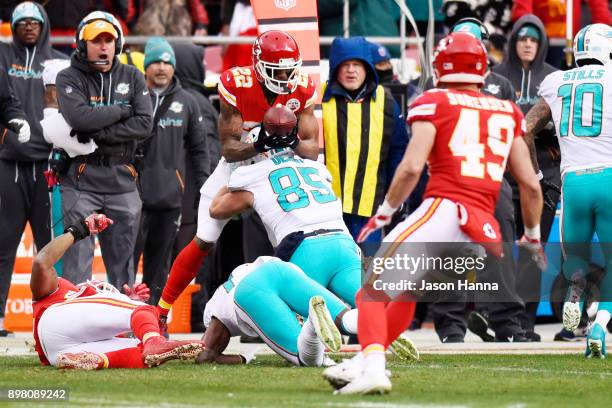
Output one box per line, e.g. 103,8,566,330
197,256,345,366
31,214,205,369
196,257,419,366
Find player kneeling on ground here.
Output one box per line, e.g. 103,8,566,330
31,214,205,369
196,257,347,367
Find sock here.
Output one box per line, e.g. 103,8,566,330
158,240,209,317
340,309,358,335
363,343,386,376
384,301,416,348
595,309,611,328
297,317,323,367
104,346,147,368
356,288,388,349
131,305,163,344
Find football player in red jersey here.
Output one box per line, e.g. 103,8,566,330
325,32,544,395
156,30,320,325
31,214,205,370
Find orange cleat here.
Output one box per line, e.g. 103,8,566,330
56,352,105,370
142,337,205,367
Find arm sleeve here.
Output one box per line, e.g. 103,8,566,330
407,91,439,125
189,0,209,27
56,71,124,132
185,100,211,188
536,73,557,107
386,101,409,188
227,166,259,192
93,71,153,144
217,69,240,108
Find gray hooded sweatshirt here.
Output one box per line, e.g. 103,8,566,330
0,2,67,162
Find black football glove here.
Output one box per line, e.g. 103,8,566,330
69,129,94,144
276,124,300,150
540,179,561,211
254,126,288,152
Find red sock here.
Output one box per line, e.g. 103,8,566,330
384,301,416,348
131,305,162,344
158,240,209,317
103,346,147,368
356,289,389,349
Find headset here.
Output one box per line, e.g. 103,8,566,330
75,11,124,66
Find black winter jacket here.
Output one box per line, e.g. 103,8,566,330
139,77,210,210
56,53,153,193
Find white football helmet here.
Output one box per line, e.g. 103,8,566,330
77,279,120,295
573,23,612,66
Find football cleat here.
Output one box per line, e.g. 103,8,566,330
388,334,420,361
323,353,364,389
563,301,582,332
323,353,392,390
56,352,105,370
308,296,342,353
585,323,607,359
142,337,205,367
334,372,392,395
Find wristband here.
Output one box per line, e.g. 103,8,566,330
524,224,541,241
64,218,89,241
378,199,398,217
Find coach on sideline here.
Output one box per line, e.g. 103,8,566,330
133,38,210,305
55,12,152,288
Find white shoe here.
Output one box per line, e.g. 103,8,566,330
563,301,581,332
309,296,342,352
334,371,392,395
323,353,364,389
388,334,420,361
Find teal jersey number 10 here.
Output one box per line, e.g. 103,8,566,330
557,82,603,137
268,166,337,212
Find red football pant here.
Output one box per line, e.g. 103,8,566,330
356,289,416,349
158,240,209,316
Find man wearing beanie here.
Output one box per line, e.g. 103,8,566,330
133,37,210,305
55,11,152,289
0,1,66,336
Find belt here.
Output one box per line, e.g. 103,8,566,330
78,154,133,166
302,228,344,239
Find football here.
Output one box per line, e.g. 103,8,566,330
263,104,297,136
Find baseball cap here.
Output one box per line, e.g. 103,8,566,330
369,42,391,65
11,2,44,28
82,20,118,41
517,24,541,41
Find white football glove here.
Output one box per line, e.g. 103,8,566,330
357,199,397,243
8,119,30,143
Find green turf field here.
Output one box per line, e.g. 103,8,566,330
0,354,610,407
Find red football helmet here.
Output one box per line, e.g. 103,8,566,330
432,32,488,86
252,30,302,94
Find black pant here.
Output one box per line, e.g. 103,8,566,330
134,208,181,305
0,160,51,319
432,179,523,339
515,166,562,332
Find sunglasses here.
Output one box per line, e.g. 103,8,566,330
15,20,41,28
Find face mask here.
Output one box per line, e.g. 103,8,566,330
376,68,393,83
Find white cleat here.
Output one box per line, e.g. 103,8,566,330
388,334,420,361
334,372,392,395
563,301,582,332
309,296,342,352
323,354,364,390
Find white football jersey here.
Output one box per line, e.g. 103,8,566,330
228,154,348,246
203,258,275,337
539,65,612,175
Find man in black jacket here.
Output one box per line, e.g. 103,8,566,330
55,11,152,288
493,15,560,341
133,38,210,305
0,1,64,336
